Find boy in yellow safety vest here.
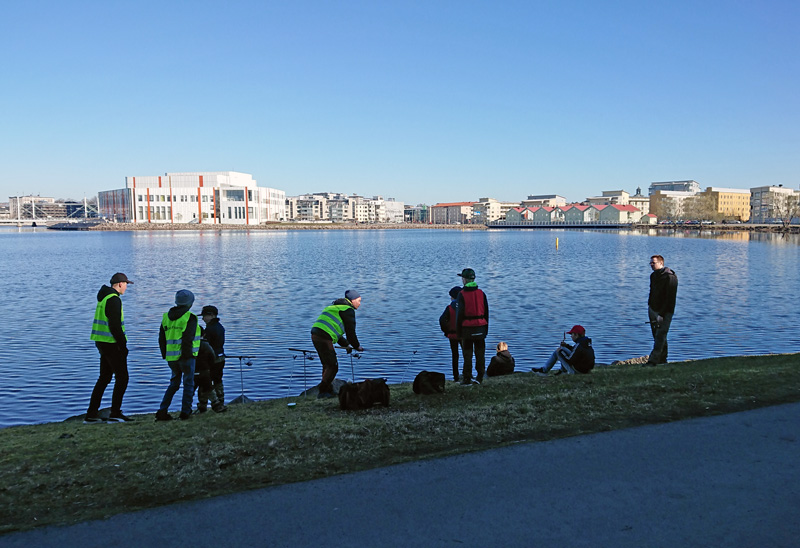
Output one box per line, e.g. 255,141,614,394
156,289,201,421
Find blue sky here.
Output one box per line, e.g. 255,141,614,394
1,0,797,205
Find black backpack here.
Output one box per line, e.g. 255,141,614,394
412,371,446,395
338,378,390,410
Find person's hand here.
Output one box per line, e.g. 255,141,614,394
346,346,353,354
656,315,664,324
356,346,364,352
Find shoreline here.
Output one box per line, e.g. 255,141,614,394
86,222,488,231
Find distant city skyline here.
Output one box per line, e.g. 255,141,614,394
1,1,798,204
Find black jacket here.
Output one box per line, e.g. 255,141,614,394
560,336,595,374
487,350,515,376
96,285,126,350
203,317,225,358
649,267,678,316
158,305,199,361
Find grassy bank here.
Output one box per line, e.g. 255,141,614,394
2,353,799,533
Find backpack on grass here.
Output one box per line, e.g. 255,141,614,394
338,378,390,410
413,371,446,395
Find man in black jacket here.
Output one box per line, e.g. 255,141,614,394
85,272,134,423
647,254,678,365
532,325,595,375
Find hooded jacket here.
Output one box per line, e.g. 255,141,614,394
95,285,126,350
559,336,595,374
487,349,515,376
158,305,199,361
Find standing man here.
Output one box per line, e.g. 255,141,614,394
156,290,201,421
310,290,363,399
456,268,489,384
200,305,226,406
85,272,134,423
647,255,678,366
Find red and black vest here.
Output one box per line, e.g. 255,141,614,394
445,304,458,339
460,288,487,327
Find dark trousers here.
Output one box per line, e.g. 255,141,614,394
449,338,460,381
87,342,129,415
312,334,338,394
648,307,673,364
461,338,486,381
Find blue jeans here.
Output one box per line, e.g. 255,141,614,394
159,358,195,414
543,347,576,374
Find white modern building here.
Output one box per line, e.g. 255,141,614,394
648,180,701,195
285,193,405,223
750,185,800,223
97,172,286,225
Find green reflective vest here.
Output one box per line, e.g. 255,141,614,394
312,304,352,344
162,311,201,361
90,293,125,343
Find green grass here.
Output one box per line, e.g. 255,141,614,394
1,353,799,533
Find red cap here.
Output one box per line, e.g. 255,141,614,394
566,325,585,336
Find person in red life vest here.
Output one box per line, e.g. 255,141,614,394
455,268,489,384
439,286,462,382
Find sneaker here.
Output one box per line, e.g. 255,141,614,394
475,376,483,385
155,410,173,422
83,414,104,425
107,412,134,423
194,406,208,414
459,378,473,385
179,412,191,420
211,402,228,413
531,367,548,376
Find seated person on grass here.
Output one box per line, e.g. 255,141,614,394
532,325,594,375
487,341,515,377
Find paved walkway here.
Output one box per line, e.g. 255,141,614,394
2,403,799,548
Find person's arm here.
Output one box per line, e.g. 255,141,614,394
181,314,199,359
158,324,167,360
105,294,126,349
340,308,361,350
439,307,450,334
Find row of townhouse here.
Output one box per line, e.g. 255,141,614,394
505,204,652,224
285,193,405,223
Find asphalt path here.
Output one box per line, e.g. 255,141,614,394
2,403,798,548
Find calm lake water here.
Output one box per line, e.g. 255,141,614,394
1,226,798,427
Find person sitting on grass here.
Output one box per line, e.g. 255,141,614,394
487,341,515,377
532,325,595,376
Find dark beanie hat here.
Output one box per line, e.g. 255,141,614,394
175,289,195,307
345,289,361,301
449,286,462,299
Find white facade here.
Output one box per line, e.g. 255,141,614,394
750,185,800,223
286,193,405,223
98,171,286,225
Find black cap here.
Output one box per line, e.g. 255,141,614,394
110,272,133,285
457,268,476,279
201,305,218,316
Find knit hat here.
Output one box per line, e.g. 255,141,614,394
449,286,462,299
345,289,361,301
175,289,195,307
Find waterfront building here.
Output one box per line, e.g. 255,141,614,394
286,193,404,223
430,202,475,224
404,204,429,224
505,207,536,222
563,204,593,223
648,180,701,195
520,194,567,208
97,171,285,225
471,197,519,224
598,204,643,223
700,187,751,221
585,190,630,206
750,185,800,223
532,206,563,223
649,190,696,220
629,187,650,215
8,195,97,220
